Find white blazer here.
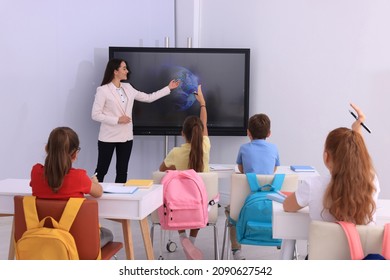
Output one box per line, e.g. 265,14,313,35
91,82,171,142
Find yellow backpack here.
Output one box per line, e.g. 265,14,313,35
15,196,85,260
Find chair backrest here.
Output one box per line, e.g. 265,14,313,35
14,195,101,260
152,171,219,224
308,220,385,260
229,173,299,221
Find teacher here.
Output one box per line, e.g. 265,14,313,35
92,58,180,183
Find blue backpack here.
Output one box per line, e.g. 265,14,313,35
235,173,285,246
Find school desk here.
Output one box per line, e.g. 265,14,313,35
0,178,163,260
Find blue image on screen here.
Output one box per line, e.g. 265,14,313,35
169,66,199,111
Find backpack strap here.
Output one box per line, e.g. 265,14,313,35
22,196,85,232
246,173,285,192
382,224,390,259
271,174,285,191
58,198,85,231
23,196,40,230
246,173,262,192
337,221,364,260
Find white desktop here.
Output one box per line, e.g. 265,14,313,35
209,164,319,206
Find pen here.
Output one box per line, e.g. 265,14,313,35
349,110,371,133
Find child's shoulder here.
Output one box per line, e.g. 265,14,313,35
68,168,88,178
31,163,44,175
32,163,44,169
245,139,273,146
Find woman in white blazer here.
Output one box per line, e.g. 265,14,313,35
92,58,180,183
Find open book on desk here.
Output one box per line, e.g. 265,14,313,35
103,185,138,194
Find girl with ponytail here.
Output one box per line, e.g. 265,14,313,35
160,84,209,172
284,103,380,225
30,127,113,247
31,127,102,198
159,85,210,259
282,104,380,260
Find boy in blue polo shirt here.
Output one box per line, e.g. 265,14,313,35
227,113,280,260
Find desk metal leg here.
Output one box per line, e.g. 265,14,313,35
139,218,154,260
280,239,296,260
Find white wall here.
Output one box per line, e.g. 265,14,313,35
197,0,390,198
1,0,389,200
0,0,175,182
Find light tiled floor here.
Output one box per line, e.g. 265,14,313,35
0,206,307,260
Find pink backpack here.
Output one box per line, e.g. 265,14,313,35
337,221,390,260
157,169,208,230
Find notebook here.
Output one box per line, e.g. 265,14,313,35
124,179,154,188
290,165,315,172
266,192,287,203
103,185,138,194
210,165,235,171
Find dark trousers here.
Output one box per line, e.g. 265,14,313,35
95,140,133,183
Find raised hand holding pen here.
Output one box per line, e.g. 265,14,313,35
350,103,370,134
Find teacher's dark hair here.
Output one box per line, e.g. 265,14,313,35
101,58,130,86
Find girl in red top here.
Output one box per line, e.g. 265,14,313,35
30,126,113,247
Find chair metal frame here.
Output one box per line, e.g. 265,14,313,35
308,220,386,260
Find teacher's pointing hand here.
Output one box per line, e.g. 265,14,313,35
168,79,180,90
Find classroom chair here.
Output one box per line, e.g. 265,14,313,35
221,173,299,259
308,220,386,259
150,171,220,260
13,195,123,260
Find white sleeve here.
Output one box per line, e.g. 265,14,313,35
134,85,171,103
295,179,311,208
